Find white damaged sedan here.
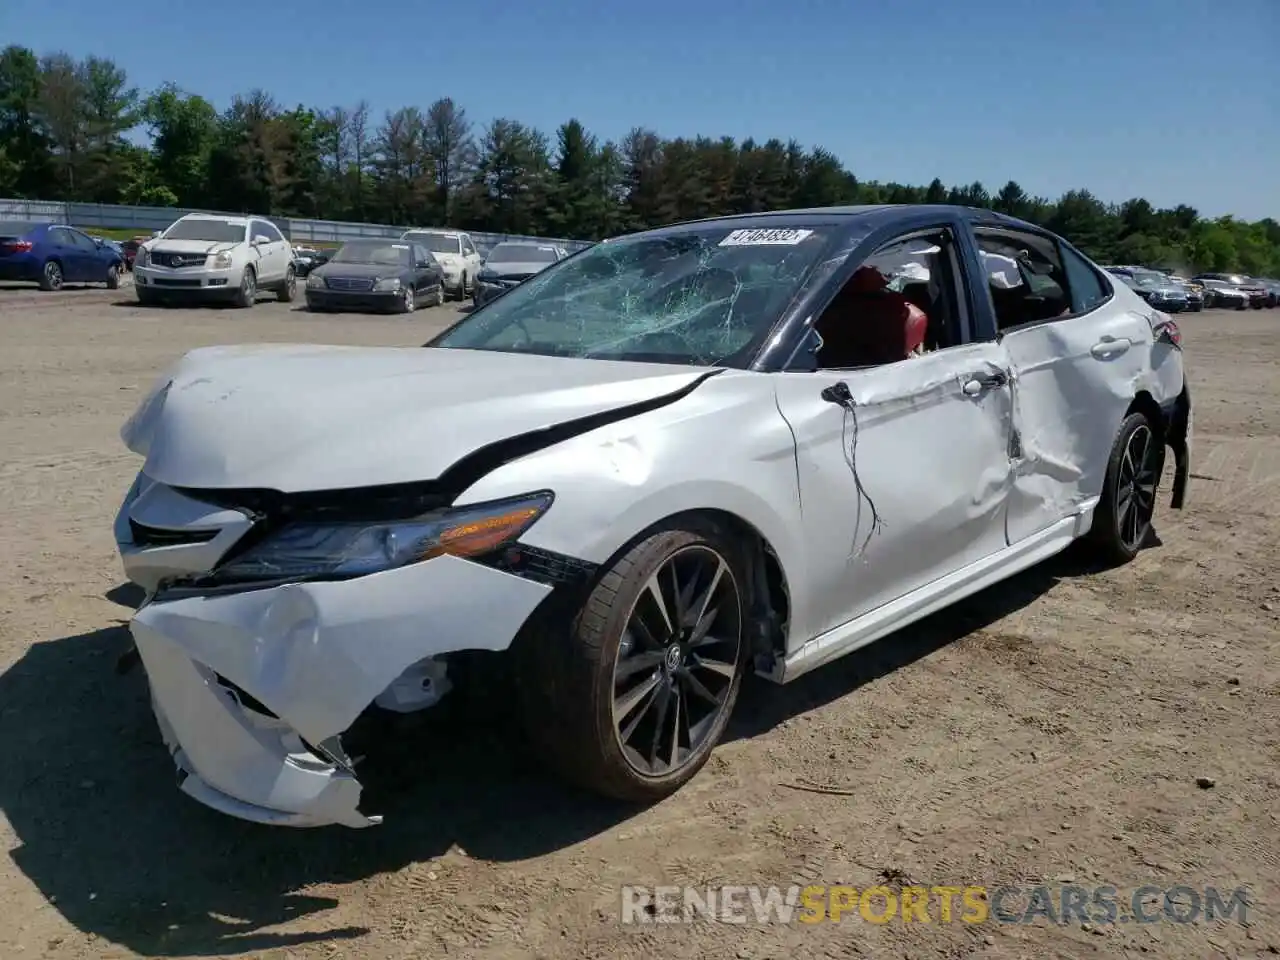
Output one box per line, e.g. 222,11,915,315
114,205,1192,828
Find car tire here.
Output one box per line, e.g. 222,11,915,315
431,284,445,307
1086,411,1163,567
39,260,63,292
398,286,415,314
518,519,751,802
233,267,256,308
277,266,296,302
105,264,120,290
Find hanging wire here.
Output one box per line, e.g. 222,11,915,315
837,393,884,559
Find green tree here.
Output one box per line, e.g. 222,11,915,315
143,83,217,206
0,45,54,196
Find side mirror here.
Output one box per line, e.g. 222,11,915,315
151,231,162,239
252,234,271,246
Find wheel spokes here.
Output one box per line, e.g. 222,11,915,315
612,545,742,777
615,671,661,726
643,572,675,634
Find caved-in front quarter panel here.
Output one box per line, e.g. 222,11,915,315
451,371,819,649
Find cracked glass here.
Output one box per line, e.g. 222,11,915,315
430,225,838,367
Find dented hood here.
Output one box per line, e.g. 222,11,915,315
123,344,711,492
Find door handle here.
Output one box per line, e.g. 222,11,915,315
820,381,852,406
962,370,1009,396
1090,337,1131,359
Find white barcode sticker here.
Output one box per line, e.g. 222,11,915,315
719,228,814,247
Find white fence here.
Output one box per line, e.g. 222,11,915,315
0,198,592,254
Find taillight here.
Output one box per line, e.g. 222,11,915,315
0,240,33,253
1154,319,1182,348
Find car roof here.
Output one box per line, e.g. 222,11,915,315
629,203,1045,240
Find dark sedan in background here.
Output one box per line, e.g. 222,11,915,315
1195,273,1270,309
473,241,569,307
1106,266,1189,312
1198,278,1250,310
0,221,125,290
1250,278,1279,308
304,239,445,313
1167,275,1205,311
292,245,333,277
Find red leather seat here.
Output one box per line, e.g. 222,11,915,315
816,266,929,367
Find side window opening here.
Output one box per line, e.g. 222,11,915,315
808,229,964,370
975,228,1071,331
1059,243,1110,314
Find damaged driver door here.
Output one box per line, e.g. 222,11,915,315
772,342,1016,638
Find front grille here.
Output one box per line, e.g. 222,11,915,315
153,278,202,287
150,251,205,269
129,519,220,547
326,277,375,292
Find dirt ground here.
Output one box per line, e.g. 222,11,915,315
0,284,1277,960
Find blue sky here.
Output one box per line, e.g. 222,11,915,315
5,0,1277,220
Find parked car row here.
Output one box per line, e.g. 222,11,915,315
1193,272,1276,309
1102,264,1280,312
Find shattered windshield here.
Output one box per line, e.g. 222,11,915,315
429,224,835,366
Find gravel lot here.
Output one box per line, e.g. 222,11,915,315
1,286,1278,959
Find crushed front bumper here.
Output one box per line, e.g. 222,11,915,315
130,555,552,827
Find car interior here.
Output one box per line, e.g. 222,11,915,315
974,229,1071,330
810,231,963,369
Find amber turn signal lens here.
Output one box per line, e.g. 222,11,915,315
424,506,545,560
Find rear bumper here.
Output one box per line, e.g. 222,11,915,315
0,256,40,281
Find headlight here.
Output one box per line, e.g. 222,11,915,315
211,251,233,268
136,248,150,267
373,277,402,292
213,492,554,582
306,273,325,289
